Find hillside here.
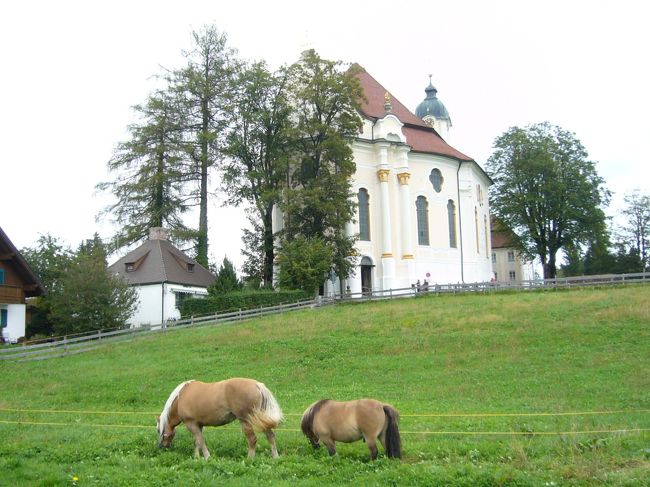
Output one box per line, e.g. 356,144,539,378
1,286,649,486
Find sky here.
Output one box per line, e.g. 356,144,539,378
2,0,648,270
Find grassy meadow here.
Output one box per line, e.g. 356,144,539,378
0,285,649,486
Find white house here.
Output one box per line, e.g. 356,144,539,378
491,219,537,283
109,228,215,327
0,226,45,343
278,68,493,295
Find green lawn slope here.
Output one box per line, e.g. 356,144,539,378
1,286,648,486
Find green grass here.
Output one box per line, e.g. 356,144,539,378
1,286,649,486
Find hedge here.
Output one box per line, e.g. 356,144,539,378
180,289,312,317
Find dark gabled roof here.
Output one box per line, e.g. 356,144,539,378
0,226,46,296
108,238,215,287
353,67,473,162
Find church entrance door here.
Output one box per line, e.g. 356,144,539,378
360,256,373,296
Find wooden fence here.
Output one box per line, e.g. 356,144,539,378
2,272,648,362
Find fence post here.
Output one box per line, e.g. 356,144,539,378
63,336,68,355
98,329,102,341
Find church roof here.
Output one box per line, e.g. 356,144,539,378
108,237,215,288
354,68,472,162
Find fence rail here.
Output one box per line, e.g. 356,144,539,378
2,272,648,362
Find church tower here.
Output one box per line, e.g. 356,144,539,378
415,75,452,139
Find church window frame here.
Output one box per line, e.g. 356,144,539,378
358,188,371,241
416,196,430,246
447,199,457,248
429,168,443,193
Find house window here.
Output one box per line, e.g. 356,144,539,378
492,252,497,263
187,263,195,273
0,268,4,284
416,196,429,245
358,188,370,241
0,309,7,328
447,199,457,248
429,168,443,193
509,270,516,281
507,251,515,262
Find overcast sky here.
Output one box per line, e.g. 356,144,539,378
2,0,648,269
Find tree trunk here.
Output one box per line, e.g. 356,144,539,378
262,206,274,287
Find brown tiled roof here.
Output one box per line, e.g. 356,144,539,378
354,68,473,161
490,218,519,249
109,238,215,287
0,226,46,296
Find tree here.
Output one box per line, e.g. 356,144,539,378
276,236,333,295
281,50,363,287
486,122,610,278
97,90,193,251
172,26,239,266
209,256,243,294
222,61,293,286
48,234,138,335
21,234,74,337
619,190,650,270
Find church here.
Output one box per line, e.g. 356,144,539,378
275,68,494,296
341,68,493,294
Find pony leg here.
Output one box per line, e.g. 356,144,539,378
264,430,279,459
366,437,379,460
240,421,258,458
185,423,211,460
320,435,337,456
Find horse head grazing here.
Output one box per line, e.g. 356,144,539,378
157,380,193,448
300,399,331,449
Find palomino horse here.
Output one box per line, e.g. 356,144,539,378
156,378,283,459
301,399,401,460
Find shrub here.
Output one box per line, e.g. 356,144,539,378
180,289,311,317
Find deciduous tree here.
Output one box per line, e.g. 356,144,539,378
487,122,610,278
281,50,363,287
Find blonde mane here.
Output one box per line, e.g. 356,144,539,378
158,380,194,438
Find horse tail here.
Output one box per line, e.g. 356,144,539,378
300,399,330,442
382,405,402,459
247,382,284,431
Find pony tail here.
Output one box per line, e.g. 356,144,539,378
383,405,402,459
248,382,284,431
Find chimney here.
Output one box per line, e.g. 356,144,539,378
149,227,169,240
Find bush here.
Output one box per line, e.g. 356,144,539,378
180,289,311,317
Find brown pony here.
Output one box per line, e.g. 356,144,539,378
156,378,283,459
301,399,401,460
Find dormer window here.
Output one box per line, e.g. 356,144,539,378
125,263,135,272
187,263,195,273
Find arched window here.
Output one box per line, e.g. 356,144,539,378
358,188,370,241
429,168,443,193
416,196,429,245
447,199,457,248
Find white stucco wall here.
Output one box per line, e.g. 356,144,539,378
127,283,208,327
341,130,493,295
1,304,26,343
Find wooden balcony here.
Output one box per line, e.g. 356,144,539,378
0,285,25,304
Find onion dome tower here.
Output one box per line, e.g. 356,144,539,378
415,75,452,138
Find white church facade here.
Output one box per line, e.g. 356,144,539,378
276,68,494,296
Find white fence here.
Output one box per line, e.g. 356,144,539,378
2,272,648,362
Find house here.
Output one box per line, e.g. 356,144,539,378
108,228,215,327
490,219,535,283
0,226,45,342
273,68,493,295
